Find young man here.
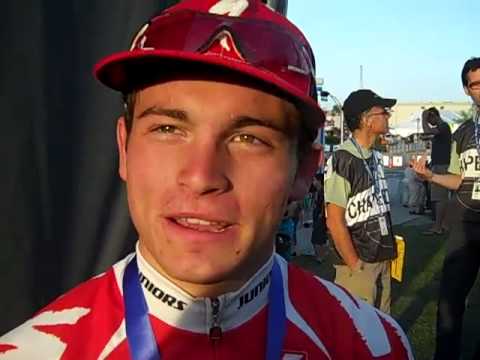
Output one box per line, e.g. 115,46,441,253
0,1,412,359
325,89,397,314
411,57,480,360
421,107,452,234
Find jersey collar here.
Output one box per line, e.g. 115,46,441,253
134,243,274,333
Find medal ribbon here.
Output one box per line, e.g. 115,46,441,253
350,138,384,205
123,255,286,360
473,106,480,158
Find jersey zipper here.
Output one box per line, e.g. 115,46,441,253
209,297,222,359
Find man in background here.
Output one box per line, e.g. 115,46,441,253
421,107,452,234
325,89,397,313
412,57,480,360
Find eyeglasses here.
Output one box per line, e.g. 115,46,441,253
129,9,316,96
366,109,393,118
468,81,480,91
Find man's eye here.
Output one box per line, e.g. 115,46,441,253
154,125,178,134
232,134,264,145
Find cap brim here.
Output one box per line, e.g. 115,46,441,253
94,49,325,128
376,97,397,108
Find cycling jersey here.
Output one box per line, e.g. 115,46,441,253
0,246,412,359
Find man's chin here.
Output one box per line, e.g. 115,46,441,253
162,262,246,297
166,254,242,278
175,271,232,286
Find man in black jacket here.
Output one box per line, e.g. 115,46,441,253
412,57,480,360
421,106,452,234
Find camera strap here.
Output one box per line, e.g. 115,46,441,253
350,138,384,206
474,106,480,159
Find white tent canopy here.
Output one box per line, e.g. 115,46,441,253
390,110,461,137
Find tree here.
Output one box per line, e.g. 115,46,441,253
455,109,473,123
331,104,342,116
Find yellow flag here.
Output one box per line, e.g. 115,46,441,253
391,235,406,282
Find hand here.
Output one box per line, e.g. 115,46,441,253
410,155,433,181
349,258,363,272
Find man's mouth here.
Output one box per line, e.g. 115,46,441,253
171,217,232,233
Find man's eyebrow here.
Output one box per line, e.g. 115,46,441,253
137,106,188,121
231,115,290,134
136,108,293,134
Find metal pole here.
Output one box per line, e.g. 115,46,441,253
340,111,344,144
328,93,344,144
360,65,364,88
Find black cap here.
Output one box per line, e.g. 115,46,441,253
343,89,397,119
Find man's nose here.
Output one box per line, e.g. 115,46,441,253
176,141,231,196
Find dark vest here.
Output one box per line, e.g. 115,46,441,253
452,120,480,221
331,146,396,263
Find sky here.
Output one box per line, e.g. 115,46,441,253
287,0,479,104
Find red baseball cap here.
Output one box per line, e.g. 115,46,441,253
94,0,325,129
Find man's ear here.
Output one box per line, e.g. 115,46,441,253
116,116,128,182
289,144,322,201
464,85,471,97
361,114,372,129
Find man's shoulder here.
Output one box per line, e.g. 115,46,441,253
40,254,131,313
0,255,132,358
439,120,451,133
286,263,385,322
335,140,357,158
454,119,473,137
285,263,413,359
327,142,361,178
286,263,378,318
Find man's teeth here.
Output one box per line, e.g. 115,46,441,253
183,218,222,226
175,217,229,232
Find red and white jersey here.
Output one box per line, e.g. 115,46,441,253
0,249,413,359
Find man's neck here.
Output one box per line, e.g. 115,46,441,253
138,242,273,298
352,129,378,150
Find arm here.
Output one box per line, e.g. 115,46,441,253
432,173,462,190
411,156,462,190
326,203,360,269
324,154,360,269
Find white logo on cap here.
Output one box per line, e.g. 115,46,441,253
220,36,231,52
209,0,249,17
202,30,246,61
130,23,154,51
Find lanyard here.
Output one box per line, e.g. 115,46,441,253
123,256,160,360
123,256,286,360
350,138,383,204
265,258,287,360
474,106,480,158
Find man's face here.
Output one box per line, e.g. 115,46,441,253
362,105,391,134
117,77,309,293
464,68,480,106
